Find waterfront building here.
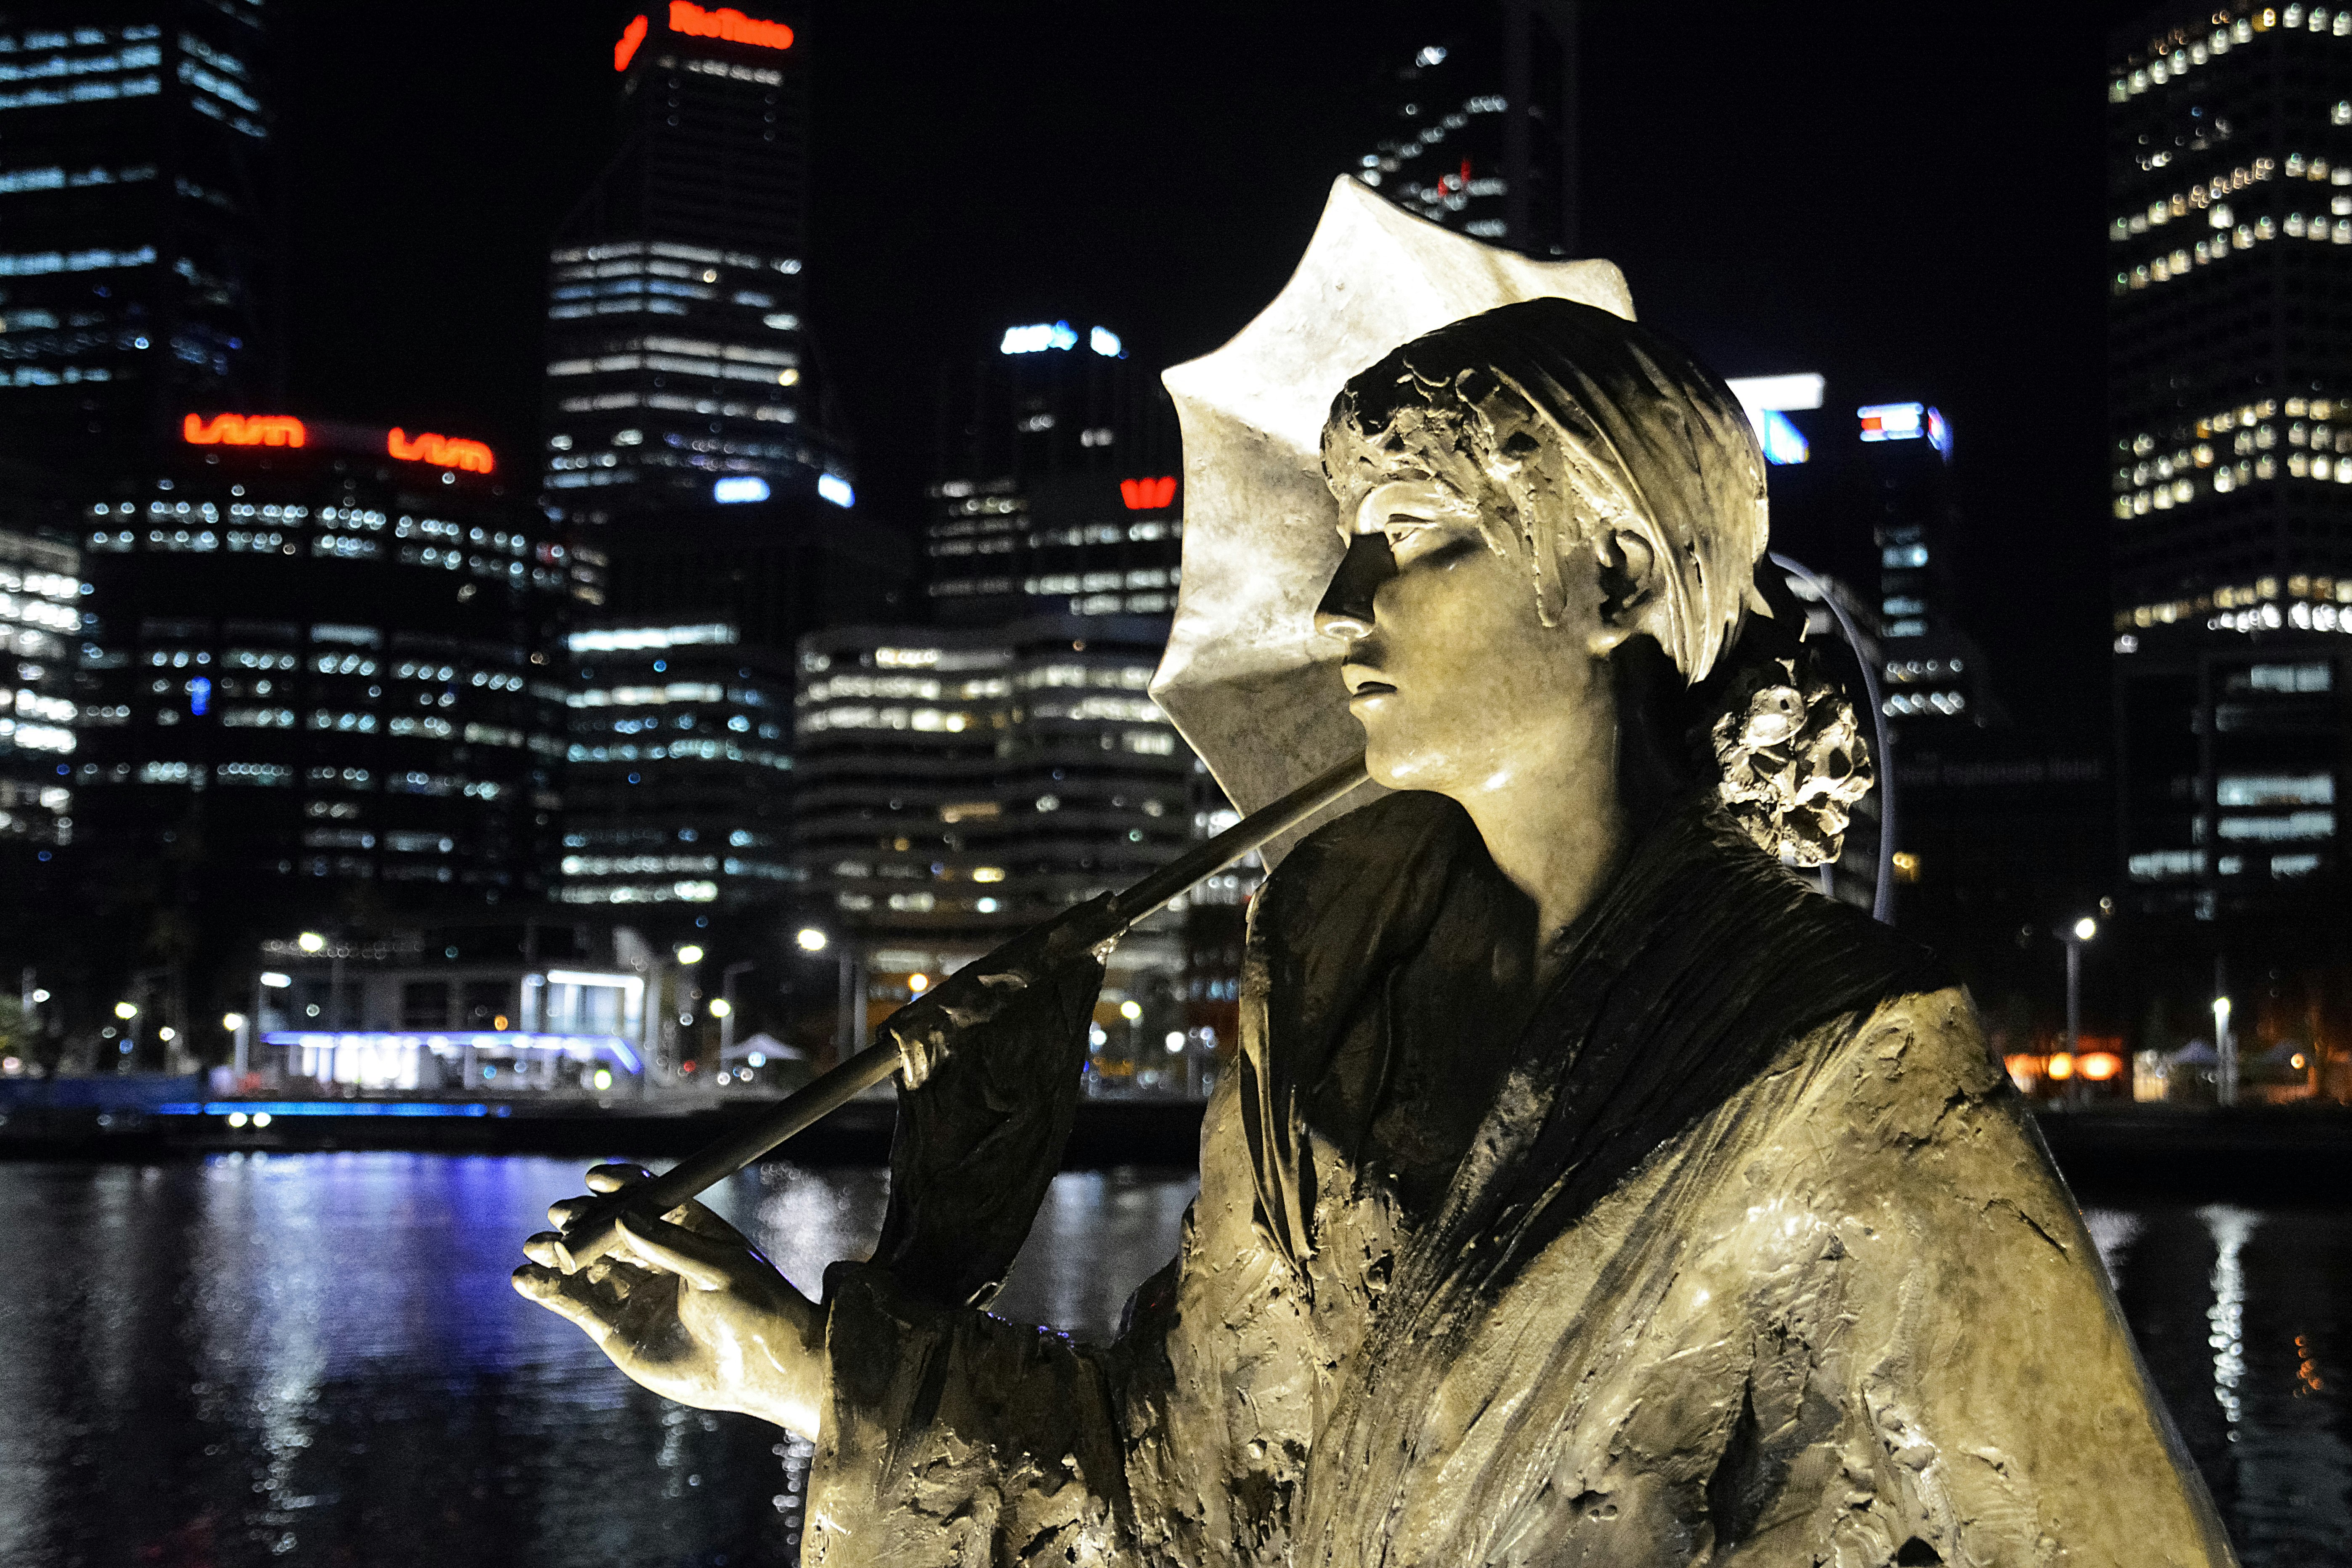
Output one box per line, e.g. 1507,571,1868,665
557,618,796,915
0,3,275,477
2108,4,2352,925
1351,1,1580,256
64,411,584,982
240,920,664,1095
792,618,1222,1088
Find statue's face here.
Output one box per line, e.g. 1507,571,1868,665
1316,475,1615,798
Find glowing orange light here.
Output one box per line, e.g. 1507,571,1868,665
2046,1051,2075,1081
183,412,306,448
2292,1052,2309,1070
1120,475,1178,510
614,13,649,70
668,1,793,50
388,428,495,474
2076,1051,2123,1082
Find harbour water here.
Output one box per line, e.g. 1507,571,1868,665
0,1154,2339,1565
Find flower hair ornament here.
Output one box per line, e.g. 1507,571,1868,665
1710,650,1873,869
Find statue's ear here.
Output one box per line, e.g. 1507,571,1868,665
1588,525,1674,656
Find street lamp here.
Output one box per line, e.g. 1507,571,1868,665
675,944,705,966
297,931,326,954
2213,994,2237,1108
113,1001,138,1020
795,927,828,953
2060,918,2096,1106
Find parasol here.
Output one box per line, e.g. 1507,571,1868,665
1150,176,1636,860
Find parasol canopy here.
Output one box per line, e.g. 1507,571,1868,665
1150,177,1635,861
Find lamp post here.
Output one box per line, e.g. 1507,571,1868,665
223,1012,250,1079
796,925,860,1065
2059,917,2096,1105
2214,993,2237,1109
113,1000,139,1071
717,960,753,1055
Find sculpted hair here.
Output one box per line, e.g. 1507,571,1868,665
1321,297,1770,684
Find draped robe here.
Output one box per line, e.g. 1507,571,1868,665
804,793,2235,1567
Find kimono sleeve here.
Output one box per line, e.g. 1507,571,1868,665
799,1072,1317,1568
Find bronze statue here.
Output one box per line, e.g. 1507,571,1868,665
516,182,2234,1566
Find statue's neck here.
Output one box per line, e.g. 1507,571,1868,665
1448,739,1630,988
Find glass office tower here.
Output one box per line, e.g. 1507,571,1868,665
0,3,274,478
543,1,847,522
2108,5,2352,922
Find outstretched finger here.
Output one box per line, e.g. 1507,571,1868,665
615,1210,752,1292
546,1164,651,1228
512,1263,618,1343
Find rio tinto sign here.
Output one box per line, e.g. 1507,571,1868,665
183,412,305,448
389,427,495,474
616,3,794,69
183,413,495,474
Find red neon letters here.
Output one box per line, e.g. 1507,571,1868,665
183,412,306,448
614,13,649,70
667,1,794,50
388,429,496,474
1120,476,1178,511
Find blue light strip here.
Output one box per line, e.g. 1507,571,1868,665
154,1101,506,1118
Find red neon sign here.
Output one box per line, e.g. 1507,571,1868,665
183,412,306,448
668,1,793,50
388,428,496,474
1120,476,1177,511
614,13,649,70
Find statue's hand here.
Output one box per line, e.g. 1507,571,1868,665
512,1163,826,1437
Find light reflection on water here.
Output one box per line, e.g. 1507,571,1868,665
2086,1202,2352,1565
0,1156,2338,1566
0,1154,1190,1568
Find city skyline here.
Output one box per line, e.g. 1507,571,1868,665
263,2,2150,734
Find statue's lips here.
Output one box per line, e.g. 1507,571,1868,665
1346,681,1397,703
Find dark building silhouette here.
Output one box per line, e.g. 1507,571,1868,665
924,318,1183,629
0,4,277,477
1352,1,1580,257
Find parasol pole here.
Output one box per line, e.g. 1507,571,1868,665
551,752,1369,1271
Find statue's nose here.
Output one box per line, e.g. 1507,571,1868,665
1314,533,1395,640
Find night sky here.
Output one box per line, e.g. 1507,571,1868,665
276,3,2159,733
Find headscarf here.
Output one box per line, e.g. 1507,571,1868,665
1321,297,1771,684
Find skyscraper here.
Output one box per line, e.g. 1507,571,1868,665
57,410,581,1045
1351,1,1580,257
542,1,847,526
925,319,1182,628
0,4,275,478
2108,4,2352,923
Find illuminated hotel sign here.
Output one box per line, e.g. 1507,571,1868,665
388,427,495,474
183,412,305,448
183,413,496,473
614,14,649,69
617,3,794,68
1120,476,1178,510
